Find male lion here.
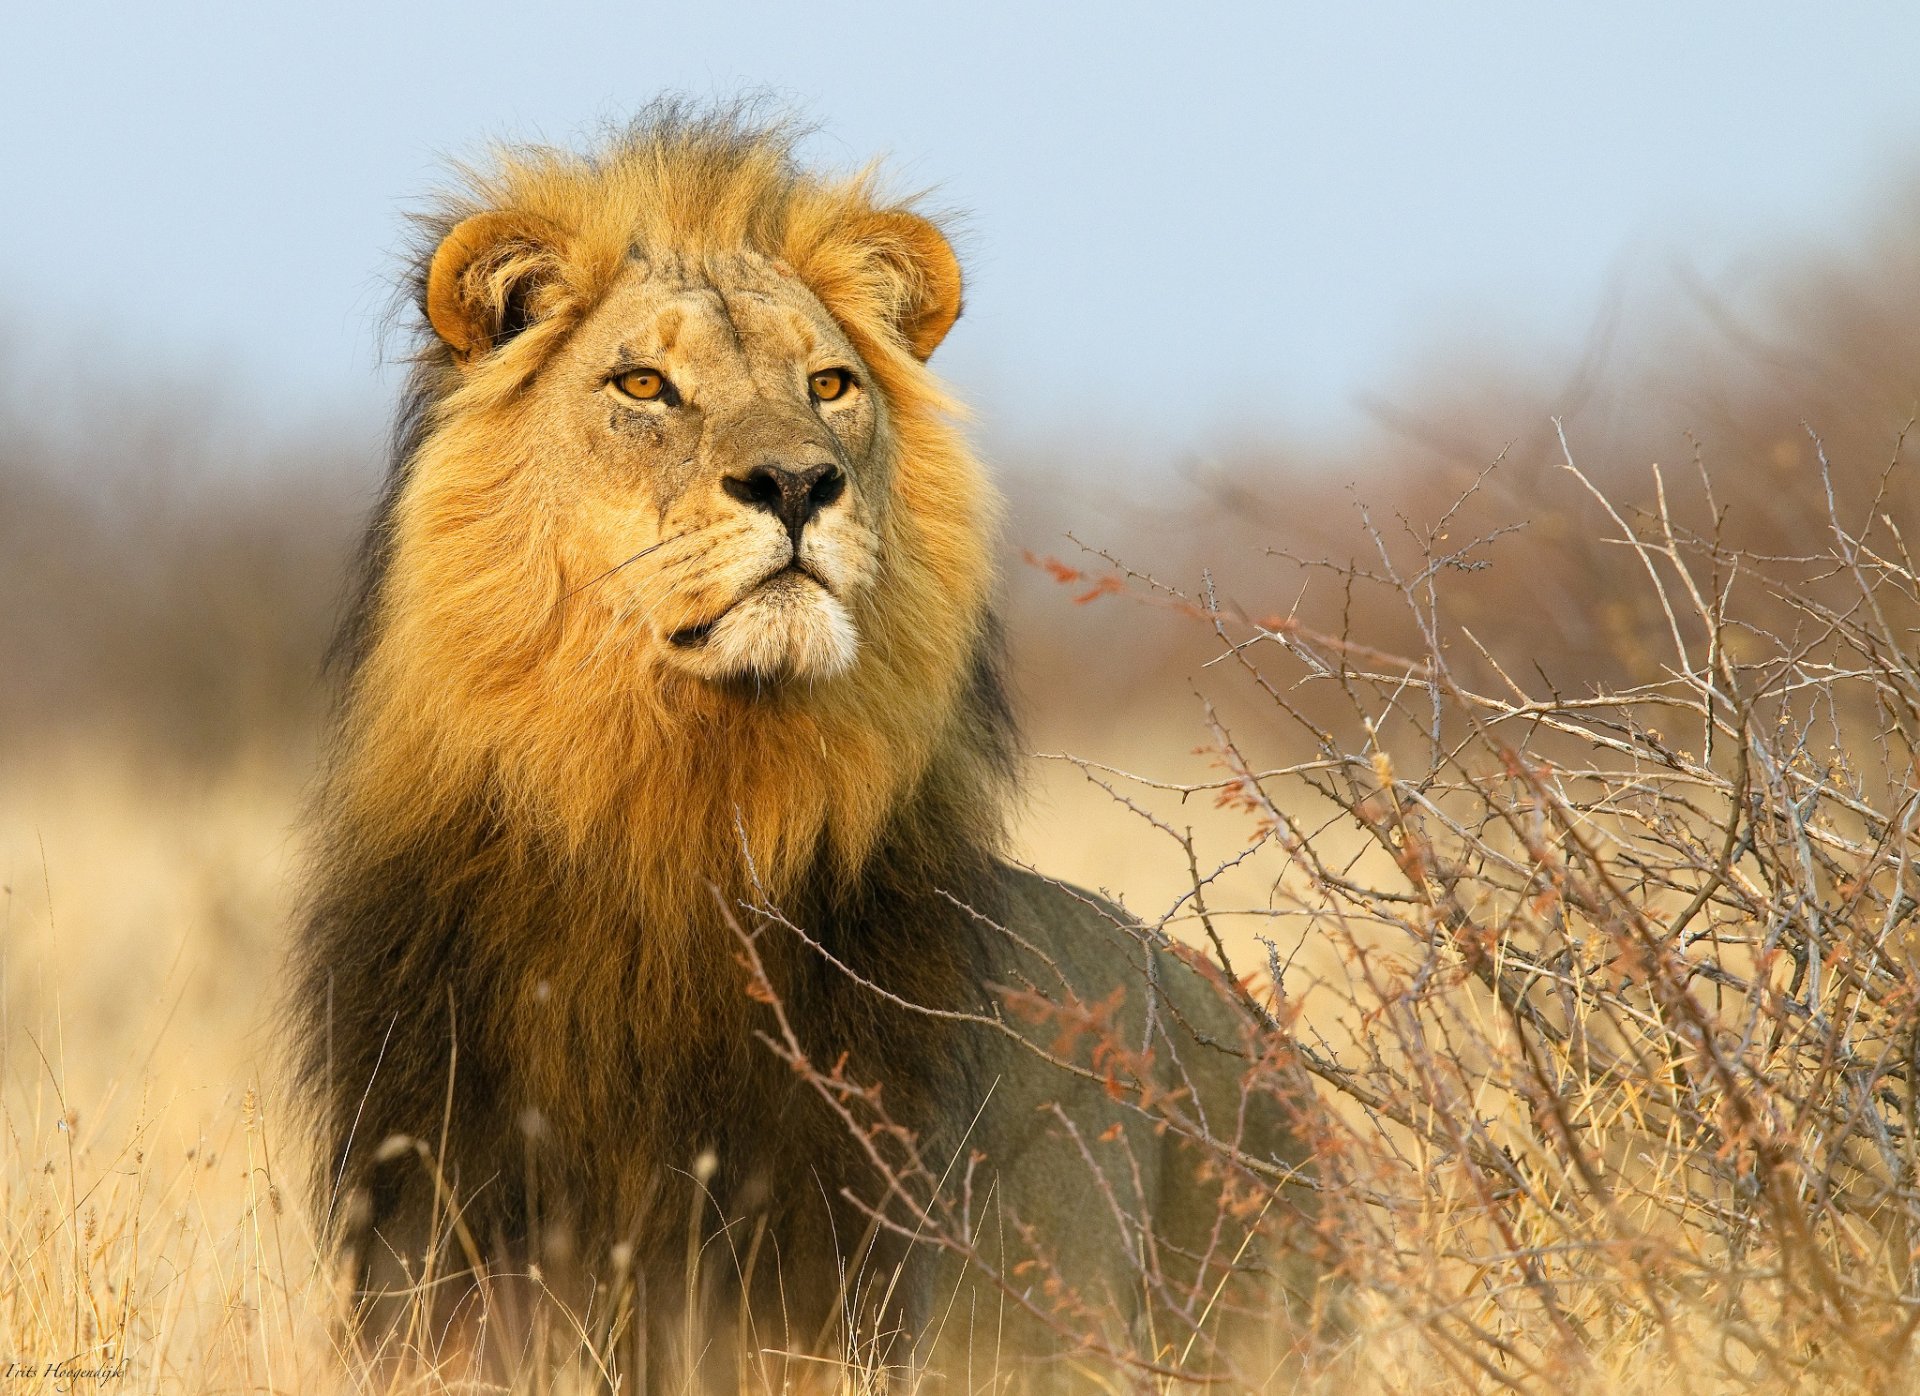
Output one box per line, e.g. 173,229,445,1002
289,106,1320,1392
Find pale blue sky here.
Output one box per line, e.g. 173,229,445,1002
6,2,1919,456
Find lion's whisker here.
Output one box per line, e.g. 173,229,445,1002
565,533,681,599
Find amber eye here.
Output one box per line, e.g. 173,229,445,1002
809,368,852,403
612,368,670,401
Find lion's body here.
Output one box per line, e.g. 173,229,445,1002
288,107,1315,1391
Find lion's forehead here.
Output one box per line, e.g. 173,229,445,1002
625,246,799,298
597,255,834,369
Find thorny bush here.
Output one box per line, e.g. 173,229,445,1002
742,424,1920,1394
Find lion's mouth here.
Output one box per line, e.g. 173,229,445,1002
667,564,829,651
668,618,718,649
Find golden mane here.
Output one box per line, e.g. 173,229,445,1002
339,121,992,908
301,106,1011,1142
288,109,1315,1390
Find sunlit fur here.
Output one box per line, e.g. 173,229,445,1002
318,111,1001,1083
288,106,1313,1388
285,104,1031,1369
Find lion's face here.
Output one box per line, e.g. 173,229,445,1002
341,126,997,904
534,252,887,685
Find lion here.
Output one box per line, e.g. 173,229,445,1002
287,104,1322,1393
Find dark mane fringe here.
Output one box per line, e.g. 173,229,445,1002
321,373,435,682
286,635,1017,1251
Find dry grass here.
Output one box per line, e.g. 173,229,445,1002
0,749,332,1392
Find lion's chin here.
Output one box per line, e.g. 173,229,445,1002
664,572,858,687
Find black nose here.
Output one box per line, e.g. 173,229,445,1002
723,462,846,547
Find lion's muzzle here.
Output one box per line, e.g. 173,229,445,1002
721,461,846,550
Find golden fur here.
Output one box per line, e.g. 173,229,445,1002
349,126,989,869
289,105,1316,1391
328,115,998,1091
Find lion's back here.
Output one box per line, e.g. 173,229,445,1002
920,867,1311,1365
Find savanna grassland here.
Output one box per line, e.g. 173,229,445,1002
6,186,1920,1393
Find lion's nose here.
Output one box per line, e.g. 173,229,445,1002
723,462,846,548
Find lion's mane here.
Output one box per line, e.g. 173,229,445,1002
287,107,1017,1275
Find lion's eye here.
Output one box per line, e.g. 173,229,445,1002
612,368,671,402
809,368,853,403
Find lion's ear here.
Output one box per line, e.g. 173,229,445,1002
862,210,963,361
425,210,567,362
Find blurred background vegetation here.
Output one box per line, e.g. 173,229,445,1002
7,177,1918,775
